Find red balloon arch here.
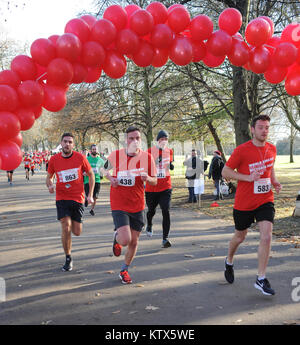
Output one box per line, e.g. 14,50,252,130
0,2,299,170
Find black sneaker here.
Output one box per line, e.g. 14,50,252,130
224,258,234,284
254,277,275,296
62,256,73,272
162,239,171,248
146,225,153,237
89,209,95,216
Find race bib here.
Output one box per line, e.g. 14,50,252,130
59,168,79,183
254,178,271,194
92,167,99,175
157,168,166,179
117,171,135,187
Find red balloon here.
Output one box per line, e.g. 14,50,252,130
10,132,23,147
65,18,90,42
30,38,56,67
91,19,117,48
31,106,43,119
191,41,206,62
151,47,169,67
132,40,154,67
245,18,272,47
264,62,288,84
103,51,127,79
218,8,242,36
116,29,139,54
42,84,67,112
103,5,128,31
0,70,21,88
168,7,190,34
259,16,274,36
167,4,186,13
48,35,60,45
11,55,37,81
207,30,232,56
146,2,168,24
169,36,193,66
0,140,23,171
84,66,102,83
273,42,298,67
81,41,106,67
80,15,97,30
125,4,141,19
56,33,82,63
202,52,225,68
71,62,88,84
47,58,74,86
15,108,35,130
0,111,21,141
190,15,213,42
18,80,44,108
227,38,250,66
0,85,19,112
249,46,271,74
285,69,300,96
130,10,154,37
151,24,173,48
266,36,281,49
281,23,300,48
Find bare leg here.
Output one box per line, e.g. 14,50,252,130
227,229,248,263
257,220,273,277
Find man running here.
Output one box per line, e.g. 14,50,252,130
222,115,282,296
46,132,95,272
84,144,105,216
145,130,174,248
6,170,14,186
103,125,157,284
23,153,31,180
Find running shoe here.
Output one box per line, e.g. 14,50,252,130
113,231,122,257
62,256,73,272
224,258,234,284
162,239,171,248
254,277,275,296
146,225,153,237
89,209,95,216
119,270,132,284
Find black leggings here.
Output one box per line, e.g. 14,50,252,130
145,189,172,240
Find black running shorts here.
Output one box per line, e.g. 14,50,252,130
233,202,275,231
84,182,100,199
112,210,145,232
56,200,84,223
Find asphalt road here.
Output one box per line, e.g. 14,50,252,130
0,167,300,326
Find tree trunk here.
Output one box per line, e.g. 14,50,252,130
207,121,226,163
290,125,294,163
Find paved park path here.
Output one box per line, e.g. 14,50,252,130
0,167,299,325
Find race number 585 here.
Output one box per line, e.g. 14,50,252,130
291,277,300,302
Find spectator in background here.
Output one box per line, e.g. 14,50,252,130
183,149,203,203
208,150,224,200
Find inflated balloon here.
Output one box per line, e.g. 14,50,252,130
35,64,47,81
15,108,35,131
273,42,298,67
218,8,242,36
169,36,193,66
48,35,60,45
227,38,250,67
65,18,90,42
30,38,56,67
0,85,19,112
146,2,168,25
167,6,190,33
266,36,281,48
80,15,97,29
0,111,21,141
11,55,37,81
10,132,23,147
206,30,232,56
81,41,106,67
103,51,127,78
0,70,21,88
18,80,44,108
259,16,274,36
249,46,271,74
264,62,288,84
91,19,117,48
191,41,206,62
71,62,88,84
190,15,213,42
0,140,23,171
124,4,141,19
84,66,102,83
56,33,82,63
103,5,128,31
167,4,186,13
42,84,67,112
285,71,300,96
116,29,140,54
132,40,154,67
32,106,43,119
130,9,154,36
151,24,173,48
245,18,272,47
202,51,225,68
151,47,169,67
47,58,74,86
281,23,300,48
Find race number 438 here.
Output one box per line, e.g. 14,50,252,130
291,277,300,302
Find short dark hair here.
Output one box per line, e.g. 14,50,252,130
251,115,270,128
125,125,140,134
61,132,74,141
91,144,97,149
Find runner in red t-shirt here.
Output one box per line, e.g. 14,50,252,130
222,115,282,296
23,153,32,180
103,126,157,284
46,133,95,272
145,130,174,247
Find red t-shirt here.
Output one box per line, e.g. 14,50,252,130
145,146,173,192
226,140,277,211
108,148,157,213
24,157,31,168
47,151,91,204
